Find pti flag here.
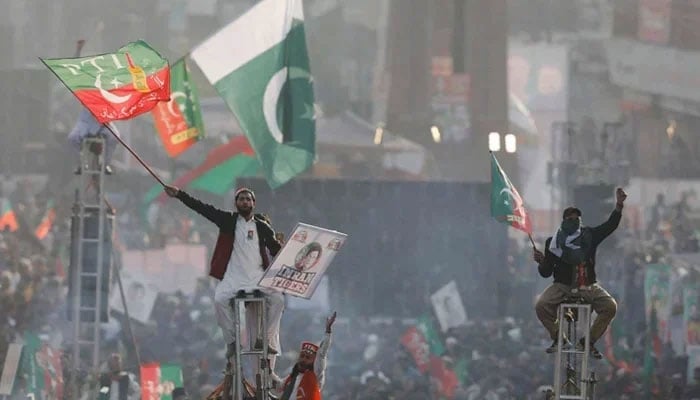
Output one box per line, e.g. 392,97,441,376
17,333,63,400
190,0,316,188
42,40,170,123
35,200,56,240
0,199,18,232
140,363,183,400
152,58,204,157
490,152,532,234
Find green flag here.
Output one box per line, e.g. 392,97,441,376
190,0,316,189
490,152,532,234
417,315,445,356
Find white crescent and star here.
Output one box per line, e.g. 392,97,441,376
167,92,187,117
262,67,313,144
95,73,132,104
499,187,524,211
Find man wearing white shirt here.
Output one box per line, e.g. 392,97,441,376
164,185,284,362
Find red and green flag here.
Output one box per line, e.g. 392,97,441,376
41,40,170,123
34,201,56,240
490,152,532,235
603,319,636,374
17,333,64,400
152,58,204,158
140,363,183,400
143,135,259,205
0,199,19,232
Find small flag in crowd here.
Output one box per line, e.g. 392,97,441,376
35,200,56,240
0,199,19,232
42,40,170,123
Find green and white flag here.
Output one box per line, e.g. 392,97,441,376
191,0,316,189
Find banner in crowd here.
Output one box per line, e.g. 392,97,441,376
669,271,686,356
400,317,456,398
17,333,63,400
0,343,22,395
258,223,347,298
140,363,183,400
430,280,468,332
400,326,431,373
121,244,206,295
685,284,700,348
688,345,700,385
645,263,672,342
110,268,159,324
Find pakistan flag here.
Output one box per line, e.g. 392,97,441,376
191,0,315,189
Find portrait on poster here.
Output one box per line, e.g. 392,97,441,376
259,223,347,299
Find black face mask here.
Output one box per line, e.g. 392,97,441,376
561,218,580,235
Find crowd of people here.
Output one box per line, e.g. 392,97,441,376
4,177,700,399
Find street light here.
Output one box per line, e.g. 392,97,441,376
430,125,442,143
488,132,501,152
374,126,384,145
505,133,517,153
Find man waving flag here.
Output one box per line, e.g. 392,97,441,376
490,152,533,235
191,0,316,189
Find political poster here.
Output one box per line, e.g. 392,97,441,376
258,223,346,298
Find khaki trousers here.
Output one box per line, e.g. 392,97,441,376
535,283,617,343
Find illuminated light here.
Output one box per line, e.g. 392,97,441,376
374,126,384,145
505,133,517,153
488,132,501,152
430,125,441,143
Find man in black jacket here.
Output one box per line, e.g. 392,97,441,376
164,185,284,366
533,187,627,359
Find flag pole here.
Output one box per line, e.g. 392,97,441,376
102,124,167,187
528,233,537,251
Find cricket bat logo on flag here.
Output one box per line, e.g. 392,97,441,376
490,152,532,234
191,0,316,189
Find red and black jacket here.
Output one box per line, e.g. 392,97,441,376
176,190,282,280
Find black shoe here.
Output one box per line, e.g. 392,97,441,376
74,166,82,175
546,338,571,354
104,165,113,175
253,338,279,355
576,339,603,359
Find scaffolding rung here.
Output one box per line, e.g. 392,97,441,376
81,238,100,243
561,350,586,354
240,350,266,356
560,396,584,399
79,306,97,311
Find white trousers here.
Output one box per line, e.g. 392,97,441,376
214,277,284,367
